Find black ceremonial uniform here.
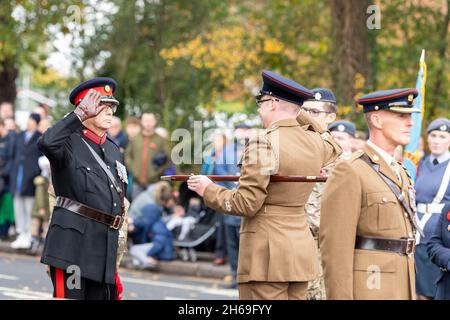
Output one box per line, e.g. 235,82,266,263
39,111,126,285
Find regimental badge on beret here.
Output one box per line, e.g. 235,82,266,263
315,92,322,101
338,124,345,132
440,125,448,131
104,85,111,93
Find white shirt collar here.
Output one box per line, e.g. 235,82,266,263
430,151,450,164
367,140,396,166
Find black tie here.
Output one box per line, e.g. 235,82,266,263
433,158,439,166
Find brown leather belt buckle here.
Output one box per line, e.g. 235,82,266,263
405,238,415,255
111,215,123,230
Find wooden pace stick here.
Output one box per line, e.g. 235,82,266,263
161,175,328,183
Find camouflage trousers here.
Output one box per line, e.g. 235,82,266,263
306,238,326,300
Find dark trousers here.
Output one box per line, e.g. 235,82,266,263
224,224,240,287
214,214,227,259
49,267,117,300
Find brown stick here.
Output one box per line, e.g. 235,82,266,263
161,175,328,183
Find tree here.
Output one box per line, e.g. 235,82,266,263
0,0,83,105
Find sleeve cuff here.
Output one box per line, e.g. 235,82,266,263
203,183,222,210
63,112,84,133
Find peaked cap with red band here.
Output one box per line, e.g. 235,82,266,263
69,77,119,107
259,70,314,106
356,88,420,114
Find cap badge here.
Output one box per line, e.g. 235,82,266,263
374,106,379,111
315,92,322,101
104,85,111,93
407,94,414,104
440,125,447,131
338,124,345,132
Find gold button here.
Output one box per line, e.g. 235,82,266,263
382,197,387,203
404,213,408,217
408,232,413,238
373,155,379,161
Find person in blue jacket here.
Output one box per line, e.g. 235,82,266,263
414,118,450,299
427,203,450,300
129,202,176,268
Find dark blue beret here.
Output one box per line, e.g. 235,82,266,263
328,120,356,137
427,118,450,134
259,70,314,105
356,88,420,113
69,77,119,106
307,88,336,104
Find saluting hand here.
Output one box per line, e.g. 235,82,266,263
187,175,213,197
74,89,105,121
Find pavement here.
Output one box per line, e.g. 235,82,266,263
0,252,238,299
0,239,232,281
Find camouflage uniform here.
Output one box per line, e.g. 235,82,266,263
305,151,352,300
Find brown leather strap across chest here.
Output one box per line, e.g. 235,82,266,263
55,196,123,230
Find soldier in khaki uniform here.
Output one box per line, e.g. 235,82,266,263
302,89,356,300
320,88,423,300
187,71,342,300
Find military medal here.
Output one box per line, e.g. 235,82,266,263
116,160,128,184
408,186,417,212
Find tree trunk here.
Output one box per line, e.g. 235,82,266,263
329,0,373,106
0,58,18,105
429,0,449,119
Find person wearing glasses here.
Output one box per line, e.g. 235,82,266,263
301,89,358,300
38,78,127,300
187,70,342,300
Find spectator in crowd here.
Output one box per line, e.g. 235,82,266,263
4,117,17,133
128,181,172,220
108,116,129,153
201,132,238,266
0,102,14,120
328,120,356,158
351,130,368,152
415,118,450,300
128,198,176,269
30,156,51,253
427,203,450,300
155,127,176,176
10,113,42,249
125,112,170,200
125,116,141,140
0,119,15,239
165,197,202,241
38,117,52,134
35,103,52,122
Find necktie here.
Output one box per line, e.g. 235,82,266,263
432,158,439,166
139,136,150,186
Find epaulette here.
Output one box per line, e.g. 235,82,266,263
350,150,365,163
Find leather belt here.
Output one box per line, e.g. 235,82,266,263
55,196,123,230
355,235,416,255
